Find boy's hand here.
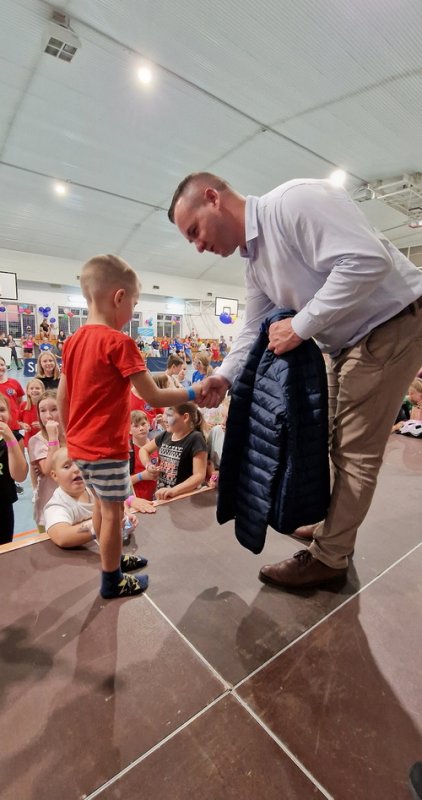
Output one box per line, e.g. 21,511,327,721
22,422,31,432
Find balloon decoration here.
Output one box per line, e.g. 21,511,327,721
0,306,6,313
63,309,74,318
38,306,52,318
49,317,56,324
219,312,232,325
144,317,153,327
231,314,237,324
18,306,24,314
23,308,32,315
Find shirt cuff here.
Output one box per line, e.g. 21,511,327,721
291,308,320,341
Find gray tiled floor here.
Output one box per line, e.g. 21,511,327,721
1,407,421,799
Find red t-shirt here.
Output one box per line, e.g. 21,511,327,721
0,378,25,430
130,391,164,427
161,339,169,351
20,405,39,448
132,442,157,500
62,326,146,461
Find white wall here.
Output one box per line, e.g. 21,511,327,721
1,247,246,340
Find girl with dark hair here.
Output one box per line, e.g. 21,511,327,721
139,402,207,500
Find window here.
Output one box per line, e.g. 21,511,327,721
157,314,181,338
0,304,36,338
58,307,88,335
57,308,142,338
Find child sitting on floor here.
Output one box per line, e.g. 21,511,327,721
0,394,28,545
129,410,158,501
44,447,147,575
28,389,66,532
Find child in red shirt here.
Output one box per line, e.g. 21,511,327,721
129,410,157,500
58,254,201,599
0,356,25,431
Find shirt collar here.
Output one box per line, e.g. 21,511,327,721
239,195,259,259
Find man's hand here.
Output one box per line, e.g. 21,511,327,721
196,375,230,408
268,319,303,356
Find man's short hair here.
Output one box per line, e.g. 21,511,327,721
80,254,139,301
168,172,230,223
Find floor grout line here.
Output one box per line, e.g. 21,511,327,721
83,692,230,800
84,540,421,799
234,539,422,690
145,594,231,690
233,691,335,800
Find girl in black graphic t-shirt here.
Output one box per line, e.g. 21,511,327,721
140,402,207,501
0,394,28,544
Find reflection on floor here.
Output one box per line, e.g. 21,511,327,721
1,434,421,800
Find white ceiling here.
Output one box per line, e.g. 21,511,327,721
0,0,421,287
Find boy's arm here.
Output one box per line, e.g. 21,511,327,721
57,374,69,431
131,370,202,408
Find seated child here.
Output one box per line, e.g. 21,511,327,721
57,254,202,599
28,389,66,532
45,447,147,574
206,400,229,485
129,410,158,501
140,402,207,501
0,394,28,545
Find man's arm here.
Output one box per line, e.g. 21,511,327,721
279,183,394,342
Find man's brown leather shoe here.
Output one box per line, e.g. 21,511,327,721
259,549,348,589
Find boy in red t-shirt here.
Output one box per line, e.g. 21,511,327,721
58,254,201,599
129,410,157,500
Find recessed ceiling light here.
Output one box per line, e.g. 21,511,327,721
329,169,347,187
137,65,153,85
54,181,67,195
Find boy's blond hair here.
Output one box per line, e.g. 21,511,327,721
410,378,422,395
51,446,69,472
81,254,139,302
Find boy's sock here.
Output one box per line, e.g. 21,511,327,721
121,554,148,571
101,568,149,599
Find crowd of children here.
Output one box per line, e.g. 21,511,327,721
4,254,420,593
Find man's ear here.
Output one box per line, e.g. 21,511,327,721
204,187,219,207
50,469,57,482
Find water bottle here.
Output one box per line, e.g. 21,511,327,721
122,517,134,545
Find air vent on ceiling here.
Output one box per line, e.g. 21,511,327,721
44,11,81,62
152,285,160,290
206,292,213,296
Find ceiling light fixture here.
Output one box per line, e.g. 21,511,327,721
329,169,347,187
137,65,153,85
54,181,67,196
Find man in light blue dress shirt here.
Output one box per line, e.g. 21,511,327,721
168,173,422,590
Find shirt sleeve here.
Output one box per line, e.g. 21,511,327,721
44,500,74,530
191,432,208,456
216,269,277,385
110,334,147,378
278,184,394,341
28,434,48,463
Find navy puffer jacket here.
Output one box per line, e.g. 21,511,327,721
217,309,330,554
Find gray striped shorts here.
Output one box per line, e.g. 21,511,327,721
75,458,131,502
